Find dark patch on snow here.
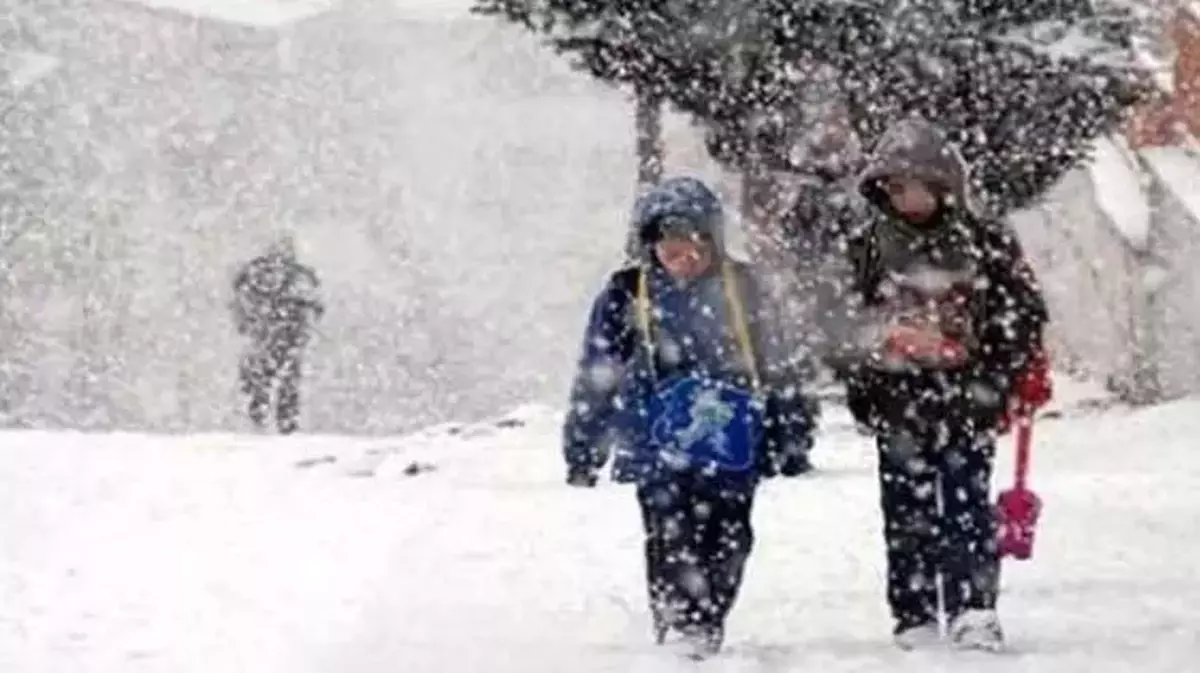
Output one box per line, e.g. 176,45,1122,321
495,417,525,429
295,455,337,469
402,461,438,477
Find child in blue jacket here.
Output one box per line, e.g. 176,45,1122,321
562,176,817,659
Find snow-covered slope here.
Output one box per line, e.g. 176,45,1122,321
3,390,1198,672
112,0,337,27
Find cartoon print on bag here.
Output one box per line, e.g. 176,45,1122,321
649,383,760,472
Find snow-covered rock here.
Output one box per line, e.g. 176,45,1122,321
1139,146,1200,228
1088,136,1151,252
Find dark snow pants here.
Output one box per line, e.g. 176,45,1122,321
876,430,1000,630
240,336,303,434
636,474,756,643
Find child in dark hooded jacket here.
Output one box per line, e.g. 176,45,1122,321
827,118,1049,652
562,176,817,659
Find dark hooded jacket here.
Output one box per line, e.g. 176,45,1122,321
777,168,863,269
767,119,871,371
829,119,1048,435
562,177,816,487
771,108,868,278
232,244,325,344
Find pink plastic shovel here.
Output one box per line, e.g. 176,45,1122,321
996,414,1041,561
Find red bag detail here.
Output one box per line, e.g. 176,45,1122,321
883,325,967,365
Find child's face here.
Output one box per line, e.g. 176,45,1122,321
883,175,940,223
654,233,714,280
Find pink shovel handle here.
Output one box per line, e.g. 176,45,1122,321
1013,413,1033,490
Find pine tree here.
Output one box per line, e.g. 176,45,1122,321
797,0,1154,216
473,0,1155,218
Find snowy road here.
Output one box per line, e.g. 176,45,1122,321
2,397,1199,672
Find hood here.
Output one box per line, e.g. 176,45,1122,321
266,234,297,262
631,176,726,264
790,113,865,181
856,117,981,221
856,118,988,280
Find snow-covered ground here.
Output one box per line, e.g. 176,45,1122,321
2,387,1198,672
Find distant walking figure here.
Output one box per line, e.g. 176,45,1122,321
230,235,324,434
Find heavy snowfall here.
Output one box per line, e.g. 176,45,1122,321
2,0,1200,670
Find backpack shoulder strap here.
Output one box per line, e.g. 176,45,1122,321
634,263,763,392
720,263,763,393
634,267,657,380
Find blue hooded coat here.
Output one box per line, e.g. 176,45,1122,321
562,177,818,489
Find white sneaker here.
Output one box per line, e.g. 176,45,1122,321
893,622,942,651
949,609,1005,652
671,626,721,660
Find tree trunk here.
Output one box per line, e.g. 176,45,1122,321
629,85,664,259
634,86,664,190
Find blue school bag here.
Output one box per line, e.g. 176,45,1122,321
634,264,767,475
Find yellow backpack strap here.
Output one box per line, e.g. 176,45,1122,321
721,263,763,393
635,267,657,380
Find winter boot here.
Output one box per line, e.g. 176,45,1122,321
652,610,669,645
893,621,941,651
787,451,815,476
948,609,1005,652
247,394,269,429
672,624,723,661
277,416,299,435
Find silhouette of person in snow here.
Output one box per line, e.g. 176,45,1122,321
231,235,324,434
